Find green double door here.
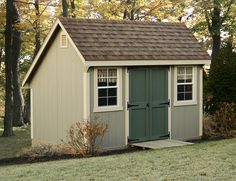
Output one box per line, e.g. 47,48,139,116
128,67,169,142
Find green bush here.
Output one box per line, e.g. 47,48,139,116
204,43,236,114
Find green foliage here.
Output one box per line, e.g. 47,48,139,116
204,42,236,113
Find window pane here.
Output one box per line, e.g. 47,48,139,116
177,75,185,83
98,88,107,97
108,78,117,86
177,93,184,101
186,75,192,83
177,67,185,75
98,78,107,87
186,67,192,74
185,85,192,92
108,97,117,105
98,98,107,106
108,88,117,97
108,69,117,77
178,85,184,92
98,69,107,78
185,93,192,100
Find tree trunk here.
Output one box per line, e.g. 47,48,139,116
11,2,24,127
62,0,68,17
70,0,75,18
210,0,221,67
33,0,40,59
3,0,14,137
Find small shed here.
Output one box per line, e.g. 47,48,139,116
23,17,211,150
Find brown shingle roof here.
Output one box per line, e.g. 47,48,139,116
59,17,210,61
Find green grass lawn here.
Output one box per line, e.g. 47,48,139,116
0,119,31,160
0,138,235,180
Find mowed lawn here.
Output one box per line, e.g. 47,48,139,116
0,137,236,180
0,120,31,159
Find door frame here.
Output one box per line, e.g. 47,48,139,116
125,66,172,145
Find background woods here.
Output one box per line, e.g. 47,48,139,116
0,0,236,136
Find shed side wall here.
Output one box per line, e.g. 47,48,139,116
31,29,84,144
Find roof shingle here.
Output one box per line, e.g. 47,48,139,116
59,17,210,61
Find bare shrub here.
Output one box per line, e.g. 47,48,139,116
67,118,108,156
18,144,74,160
203,102,236,138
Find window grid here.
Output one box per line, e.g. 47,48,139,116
97,68,118,107
177,67,193,101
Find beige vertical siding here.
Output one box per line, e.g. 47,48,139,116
31,29,84,144
171,66,202,140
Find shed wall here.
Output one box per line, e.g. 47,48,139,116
31,30,84,144
89,68,126,150
170,66,202,140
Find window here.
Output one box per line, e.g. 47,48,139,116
94,68,123,112
177,67,193,101
174,66,197,106
60,34,68,48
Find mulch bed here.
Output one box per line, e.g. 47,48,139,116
0,146,142,166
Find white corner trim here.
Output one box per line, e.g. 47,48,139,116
125,67,129,145
173,66,198,107
93,67,123,113
168,66,172,139
199,67,203,136
85,60,211,67
83,71,89,120
30,88,33,139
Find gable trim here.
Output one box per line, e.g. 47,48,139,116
22,19,86,86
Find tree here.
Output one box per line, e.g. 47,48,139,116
12,2,24,126
191,0,236,67
62,0,68,17
3,0,14,136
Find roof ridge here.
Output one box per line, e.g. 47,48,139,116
58,17,185,26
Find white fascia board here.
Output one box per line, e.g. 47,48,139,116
85,60,211,67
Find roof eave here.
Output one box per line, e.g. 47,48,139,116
84,59,211,67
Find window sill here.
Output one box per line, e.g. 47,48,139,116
173,101,197,107
93,106,124,113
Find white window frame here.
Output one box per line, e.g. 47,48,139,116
60,32,68,48
174,66,197,106
94,67,123,112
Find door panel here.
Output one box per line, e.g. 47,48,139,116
129,69,149,141
129,67,169,142
149,68,169,139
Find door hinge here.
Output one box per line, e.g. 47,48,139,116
159,100,170,106
127,102,139,109
159,132,170,138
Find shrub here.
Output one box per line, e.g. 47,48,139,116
18,144,74,160
203,102,236,138
67,118,108,156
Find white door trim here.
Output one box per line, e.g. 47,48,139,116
125,67,129,145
